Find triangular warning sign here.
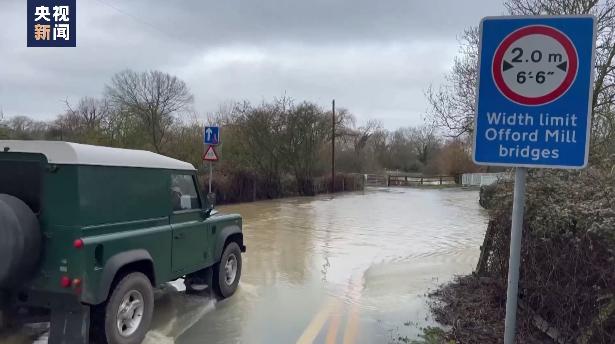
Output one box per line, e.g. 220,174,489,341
202,146,219,161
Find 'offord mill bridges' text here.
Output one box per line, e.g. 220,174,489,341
484,112,580,161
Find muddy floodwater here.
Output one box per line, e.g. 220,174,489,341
8,187,488,344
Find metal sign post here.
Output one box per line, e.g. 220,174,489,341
473,16,596,344
208,161,213,194
203,150,218,207
504,167,526,343
203,127,220,207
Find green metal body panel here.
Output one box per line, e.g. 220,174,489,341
171,210,209,274
0,151,243,308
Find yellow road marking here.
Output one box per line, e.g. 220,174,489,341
342,302,360,344
298,275,364,344
342,275,364,344
325,301,343,344
296,299,339,344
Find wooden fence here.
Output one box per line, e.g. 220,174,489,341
362,174,457,187
387,175,456,186
364,174,388,187
461,172,509,186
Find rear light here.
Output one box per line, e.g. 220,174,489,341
60,276,72,288
73,239,84,249
72,278,81,288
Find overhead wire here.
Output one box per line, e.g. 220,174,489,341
91,0,184,40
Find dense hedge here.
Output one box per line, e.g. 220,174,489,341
434,161,615,343
481,164,615,342
201,171,364,205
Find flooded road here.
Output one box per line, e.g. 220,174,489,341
149,187,488,344
6,187,488,344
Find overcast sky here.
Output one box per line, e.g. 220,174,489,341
0,0,504,129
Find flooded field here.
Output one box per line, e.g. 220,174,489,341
6,187,488,344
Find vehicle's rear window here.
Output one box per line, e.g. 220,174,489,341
0,160,42,213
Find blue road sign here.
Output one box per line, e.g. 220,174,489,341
473,16,596,169
204,126,220,145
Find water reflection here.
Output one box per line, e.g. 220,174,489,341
7,187,487,343
144,283,216,344
177,187,487,343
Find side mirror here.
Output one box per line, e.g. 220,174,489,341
202,208,213,218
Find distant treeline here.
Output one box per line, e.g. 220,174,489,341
0,70,478,202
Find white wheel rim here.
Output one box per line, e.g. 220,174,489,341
116,289,145,337
224,253,238,286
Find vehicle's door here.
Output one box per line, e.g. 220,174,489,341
170,173,210,275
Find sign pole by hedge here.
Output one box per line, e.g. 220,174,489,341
474,15,596,343
504,167,527,343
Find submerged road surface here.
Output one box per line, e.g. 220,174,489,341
7,187,488,344
148,187,488,344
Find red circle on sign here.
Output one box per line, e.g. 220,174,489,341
492,25,578,106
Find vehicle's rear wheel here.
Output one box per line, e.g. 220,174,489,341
0,194,41,289
92,272,154,344
0,291,19,332
0,308,11,332
213,242,242,298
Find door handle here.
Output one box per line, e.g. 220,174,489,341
174,233,185,239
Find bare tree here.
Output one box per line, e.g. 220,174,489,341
284,102,329,195
65,97,110,130
427,0,615,154
164,112,204,168
0,109,7,139
105,70,193,153
408,125,441,165
229,98,288,197
53,97,112,143
432,139,479,177
6,116,48,140
334,119,383,172
350,120,382,153
505,0,615,152
426,27,479,137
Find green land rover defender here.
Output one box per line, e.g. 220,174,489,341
0,140,245,344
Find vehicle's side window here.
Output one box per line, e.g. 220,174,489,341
170,174,201,211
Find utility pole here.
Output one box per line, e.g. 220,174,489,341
331,99,336,193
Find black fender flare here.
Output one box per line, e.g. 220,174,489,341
88,249,154,305
213,225,244,261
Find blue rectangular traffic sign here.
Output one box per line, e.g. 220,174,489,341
473,16,596,169
204,126,220,145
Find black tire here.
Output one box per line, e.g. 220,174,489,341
0,308,14,332
213,242,242,298
0,194,41,289
0,291,9,331
92,272,154,344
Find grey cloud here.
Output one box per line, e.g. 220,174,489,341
121,0,503,45
0,0,503,128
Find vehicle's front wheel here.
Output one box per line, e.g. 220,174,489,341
213,242,242,298
93,272,154,344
